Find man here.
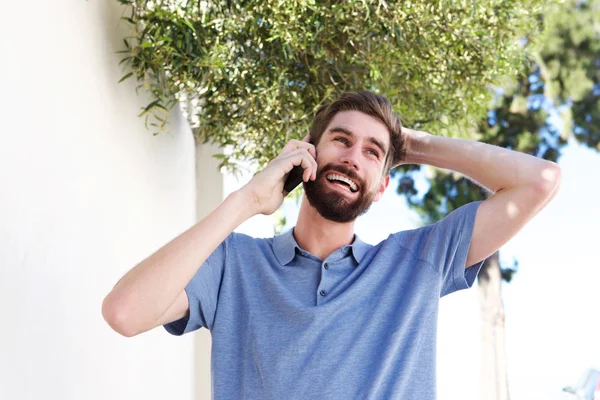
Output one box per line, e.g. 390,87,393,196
102,91,561,399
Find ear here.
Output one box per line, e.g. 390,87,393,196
373,174,390,202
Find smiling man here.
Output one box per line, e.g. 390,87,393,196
302,112,392,224
102,91,561,399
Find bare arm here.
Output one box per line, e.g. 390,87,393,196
101,135,318,337
101,190,255,337
402,128,561,268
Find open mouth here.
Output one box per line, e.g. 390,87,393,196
325,173,359,193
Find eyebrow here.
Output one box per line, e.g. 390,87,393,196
327,126,388,157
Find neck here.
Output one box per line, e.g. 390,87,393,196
293,194,356,260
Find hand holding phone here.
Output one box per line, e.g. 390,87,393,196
283,136,315,194
241,135,316,216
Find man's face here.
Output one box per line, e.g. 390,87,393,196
303,110,391,223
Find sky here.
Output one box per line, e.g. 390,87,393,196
227,137,600,400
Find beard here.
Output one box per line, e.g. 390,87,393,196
302,162,379,223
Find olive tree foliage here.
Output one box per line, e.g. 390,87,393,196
116,0,546,174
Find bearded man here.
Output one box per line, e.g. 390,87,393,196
102,91,561,400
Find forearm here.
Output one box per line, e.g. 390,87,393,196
407,133,561,193
102,189,255,336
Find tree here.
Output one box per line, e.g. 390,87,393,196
116,0,545,173
392,1,600,398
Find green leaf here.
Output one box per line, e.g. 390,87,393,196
138,99,166,117
182,19,196,33
117,72,133,83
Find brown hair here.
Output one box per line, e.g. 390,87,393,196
308,91,407,176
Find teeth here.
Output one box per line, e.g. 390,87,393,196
326,174,358,192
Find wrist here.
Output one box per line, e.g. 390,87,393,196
228,187,259,220
403,129,432,164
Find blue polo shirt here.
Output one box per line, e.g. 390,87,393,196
164,200,485,400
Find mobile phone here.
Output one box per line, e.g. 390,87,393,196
283,165,305,194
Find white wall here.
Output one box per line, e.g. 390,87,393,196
0,1,204,399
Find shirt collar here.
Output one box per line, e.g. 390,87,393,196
273,227,370,266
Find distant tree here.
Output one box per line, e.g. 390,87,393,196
392,1,600,398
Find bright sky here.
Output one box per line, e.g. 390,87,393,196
226,138,600,400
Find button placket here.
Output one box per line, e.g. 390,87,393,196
319,262,330,298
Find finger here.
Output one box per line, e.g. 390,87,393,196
283,143,316,163
295,141,316,159
301,151,318,182
289,147,318,181
280,138,316,160
303,155,312,182
302,153,317,182
282,149,316,181
303,134,316,160
301,140,317,160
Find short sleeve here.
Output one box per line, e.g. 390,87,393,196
163,233,231,335
420,200,486,297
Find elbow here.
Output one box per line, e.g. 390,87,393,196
537,161,562,196
102,294,138,338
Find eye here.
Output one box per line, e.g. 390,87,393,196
367,149,380,158
334,137,349,145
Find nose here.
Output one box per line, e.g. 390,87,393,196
339,145,361,171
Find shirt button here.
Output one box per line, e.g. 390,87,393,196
324,263,329,270
320,289,327,296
